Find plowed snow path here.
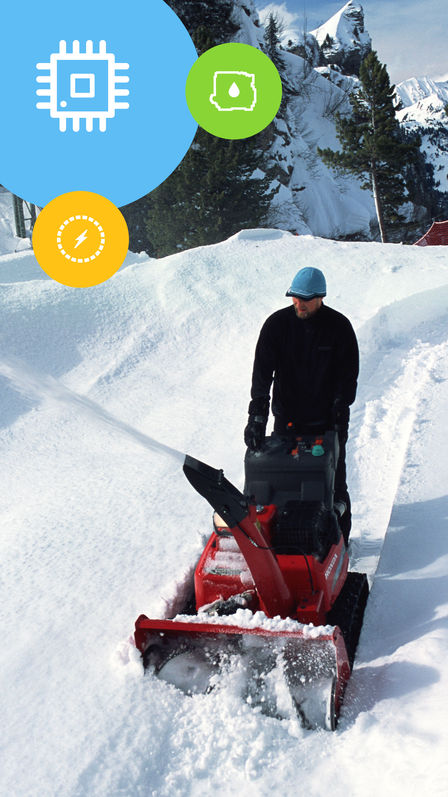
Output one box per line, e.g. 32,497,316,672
351,334,448,576
101,315,448,797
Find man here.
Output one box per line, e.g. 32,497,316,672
244,266,359,539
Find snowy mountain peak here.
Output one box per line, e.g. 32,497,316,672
310,1,371,75
396,76,448,111
395,75,448,188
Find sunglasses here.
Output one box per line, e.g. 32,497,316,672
290,294,320,301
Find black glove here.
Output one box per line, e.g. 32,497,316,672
331,398,349,432
244,416,266,451
244,397,269,452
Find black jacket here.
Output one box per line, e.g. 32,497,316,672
250,303,359,428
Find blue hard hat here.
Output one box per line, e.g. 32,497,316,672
286,267,326,299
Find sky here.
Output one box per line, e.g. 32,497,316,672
256,0,448,85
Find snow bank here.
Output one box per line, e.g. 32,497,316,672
1,229,448,795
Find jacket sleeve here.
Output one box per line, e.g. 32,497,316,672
250,316,277,403
334,318,359,407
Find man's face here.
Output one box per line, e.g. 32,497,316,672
292,296,323,319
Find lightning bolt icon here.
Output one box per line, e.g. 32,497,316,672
74,229,89,249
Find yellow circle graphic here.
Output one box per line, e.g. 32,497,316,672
33,191,129,287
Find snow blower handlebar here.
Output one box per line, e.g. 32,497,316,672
183,455,295,617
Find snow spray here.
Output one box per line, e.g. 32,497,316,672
0,356,185,464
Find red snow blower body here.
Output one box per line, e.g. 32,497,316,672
135,432,368,730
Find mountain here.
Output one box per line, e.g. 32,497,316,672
239,1,376,239
259,0,371,76
396,76,448,189
9,1,448,247
239,0,446,241
310,0,372,75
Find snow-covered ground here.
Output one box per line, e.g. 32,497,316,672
1,212,448,795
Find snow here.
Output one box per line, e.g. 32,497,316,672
236,1,377,239
1,205,448,795
396,76,448,109
396,75,448,188
252,4,447,240
261,51,374,238
310,1,371,60
172,609,332,638
232,0,265,49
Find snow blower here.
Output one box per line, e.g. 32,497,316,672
135,432,368,730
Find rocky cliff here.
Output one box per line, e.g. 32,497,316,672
166,0,446,241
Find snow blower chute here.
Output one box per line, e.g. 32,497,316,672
135,432,368,730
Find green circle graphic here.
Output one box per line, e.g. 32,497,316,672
186,43,282,140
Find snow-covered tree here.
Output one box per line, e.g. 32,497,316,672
263,12,285,70
318,51,419,242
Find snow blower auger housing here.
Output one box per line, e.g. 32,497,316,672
135,432,368,730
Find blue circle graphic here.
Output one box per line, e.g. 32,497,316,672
0,0,198,207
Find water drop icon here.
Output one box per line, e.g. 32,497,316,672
229,81,240,98
209,70,259,113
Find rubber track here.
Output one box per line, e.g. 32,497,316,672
327,571,369,669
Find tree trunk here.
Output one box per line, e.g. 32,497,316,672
29,204,37,230
12,195,26,238
371,166,387,243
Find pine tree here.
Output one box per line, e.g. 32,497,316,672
123,21,274,257
145,130,273,257
318,51,419,242
401,128,448,237
264,13,285,71
121,193,153,253
166,0,238,45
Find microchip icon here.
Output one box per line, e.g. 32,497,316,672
36,40,129,132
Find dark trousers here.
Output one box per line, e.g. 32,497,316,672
334,428,348,497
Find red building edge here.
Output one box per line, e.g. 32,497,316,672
414,220,448,246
